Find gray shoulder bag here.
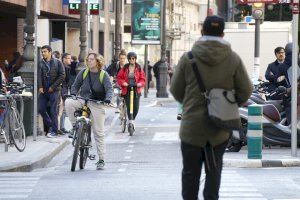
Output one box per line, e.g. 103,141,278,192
187,51,241,131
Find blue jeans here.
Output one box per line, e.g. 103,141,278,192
38,91,59,133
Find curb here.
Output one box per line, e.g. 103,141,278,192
224,158,300,168
0,139,70,172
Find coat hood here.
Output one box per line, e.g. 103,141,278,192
191,36,232,66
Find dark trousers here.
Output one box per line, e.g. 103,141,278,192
181,141,227,200
38,91,59,133
155,76,160,92
125,91,140,120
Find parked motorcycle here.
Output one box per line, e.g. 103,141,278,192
227,81,300,152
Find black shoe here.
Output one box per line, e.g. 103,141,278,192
177,114,182,120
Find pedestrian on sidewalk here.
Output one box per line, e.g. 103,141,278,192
38,45,65,138
69,56,79,87
58,53,72,134
170,16,252,200
153,60,161,93
65,52,112,170
144,60,153,93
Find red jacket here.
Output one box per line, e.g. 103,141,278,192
116,63,146,95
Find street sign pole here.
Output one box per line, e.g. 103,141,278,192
291,0,299,157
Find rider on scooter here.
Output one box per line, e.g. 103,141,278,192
116,52,145,131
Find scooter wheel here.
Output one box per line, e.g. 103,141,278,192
128,123,134,136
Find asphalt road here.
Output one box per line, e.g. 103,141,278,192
1,102,300,199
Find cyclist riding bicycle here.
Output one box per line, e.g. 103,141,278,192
106,49,127,82
65,52,113,170
116,52,145,131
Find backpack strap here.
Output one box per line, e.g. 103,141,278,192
99,70,105,84
188,51,206,94
83,68,105,84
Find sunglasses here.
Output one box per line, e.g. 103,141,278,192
129,57,136,60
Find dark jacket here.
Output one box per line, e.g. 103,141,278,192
106,61,121,78
265,60,284,83
170,36,252,147
153,61,162,77
38,58,65,91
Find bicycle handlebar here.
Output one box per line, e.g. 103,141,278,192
65,95,117,108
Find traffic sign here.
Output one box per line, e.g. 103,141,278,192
237,0,286,4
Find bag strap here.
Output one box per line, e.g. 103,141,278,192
83,68,105,84
187,51,206,93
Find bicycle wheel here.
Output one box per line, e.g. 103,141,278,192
71,121,84,172
121,103,127,133
79,124,90,170
9,107,26,152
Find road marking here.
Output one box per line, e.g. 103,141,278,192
124,156,131,159
144,101,157,107
152,132,179,141
126,149,133,153
150,119,155,122
121,163,128,166
118,168,126,172
129,141,135,144
144,128,148,130
0,195,29,199
140,131,145,133
0,174,41,199
128,145,134,148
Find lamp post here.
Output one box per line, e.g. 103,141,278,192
114,0,122,58
157,0,169,98
77,0,88,72
18,0,37,140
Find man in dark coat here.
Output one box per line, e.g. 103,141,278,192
265,47,286,99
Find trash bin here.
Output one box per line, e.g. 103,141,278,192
22,96,33,136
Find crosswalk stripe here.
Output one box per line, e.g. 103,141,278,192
0,181,38,184
0,189,32,193
220,198,267,200
220,193,264,197
0,195,29,199
152,132,179,141
0,177,39,181
220,188,258,192
0,184,35,188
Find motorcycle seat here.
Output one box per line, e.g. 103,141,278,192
262,104,281,123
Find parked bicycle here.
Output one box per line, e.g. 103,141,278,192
0,83,31,152
66,95,115,172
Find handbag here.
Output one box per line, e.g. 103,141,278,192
187,51,241,131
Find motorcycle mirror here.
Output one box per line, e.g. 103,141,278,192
277,76,286,82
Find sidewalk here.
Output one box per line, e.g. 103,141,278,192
224,147,300,168
0,136,70,172
0,107,117,172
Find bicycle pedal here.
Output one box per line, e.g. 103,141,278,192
88,154,96,160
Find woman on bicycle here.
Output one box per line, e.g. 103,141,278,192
65,52,113,170
116,52,145,131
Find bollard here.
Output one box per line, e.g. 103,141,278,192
247,104,263,159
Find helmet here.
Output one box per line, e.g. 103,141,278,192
127,52,137,60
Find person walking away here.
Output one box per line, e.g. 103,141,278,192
38,45,65,138
170,16,252,200
70,56,79,87
116,52,145,130
144,60,153,93
65,52,112,170
265,47,287,99
58,53,72,134
153,60,161,94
